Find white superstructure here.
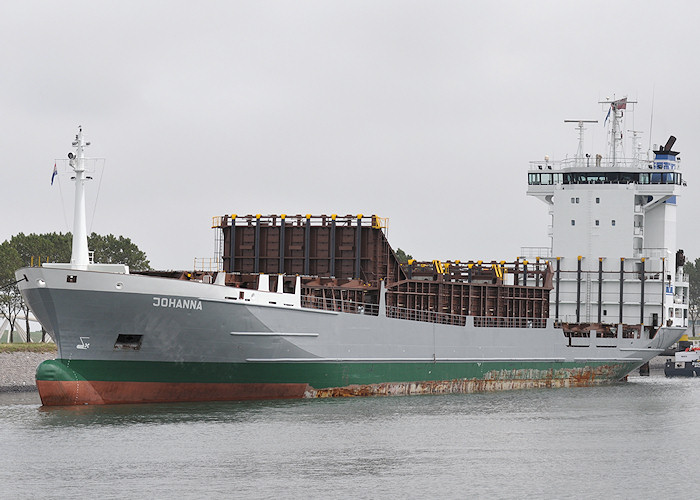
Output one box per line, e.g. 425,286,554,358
526,98,688,331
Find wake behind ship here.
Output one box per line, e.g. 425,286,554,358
17,101,689,405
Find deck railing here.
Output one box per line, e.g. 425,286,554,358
301,295,379,316
301,295,546,328
473,317,547,329
386,305,467,326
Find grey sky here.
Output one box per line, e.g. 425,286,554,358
2,1,698,269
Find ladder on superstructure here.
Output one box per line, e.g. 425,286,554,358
214,226,224,271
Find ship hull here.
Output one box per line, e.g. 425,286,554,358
17,266,684,406
35,358,639,405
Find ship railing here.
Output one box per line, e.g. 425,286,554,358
301,295,379,316
473,316,547,329
519,246,552,259
386,305,467,326
633,247,669,260
302,295,547,329
528,157,656,171
194,257,223,272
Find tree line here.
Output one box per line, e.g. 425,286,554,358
685,258,700,335
0,232,150,343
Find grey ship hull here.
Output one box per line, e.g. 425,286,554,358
16,266,682,405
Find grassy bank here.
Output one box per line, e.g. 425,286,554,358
0,343,57,353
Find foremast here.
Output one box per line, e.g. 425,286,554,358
43,127,128,274
69,126,91,269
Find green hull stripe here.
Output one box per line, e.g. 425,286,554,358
37,359,636,388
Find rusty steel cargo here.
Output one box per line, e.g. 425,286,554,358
16,103,689,405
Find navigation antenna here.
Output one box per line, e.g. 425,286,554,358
564,119,598,167
599,97,637,166
628,129,645,167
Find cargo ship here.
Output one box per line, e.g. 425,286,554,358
17,100,689,405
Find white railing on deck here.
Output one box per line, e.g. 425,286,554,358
194,257,223,272
301,296,546,328
529,157,659,171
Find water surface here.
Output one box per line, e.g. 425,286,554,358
2,369,698,499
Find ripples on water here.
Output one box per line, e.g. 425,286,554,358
2,371,699,499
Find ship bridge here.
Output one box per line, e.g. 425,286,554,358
527,156,683,206
526,104,688,332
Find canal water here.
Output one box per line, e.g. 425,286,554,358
2,367,699,499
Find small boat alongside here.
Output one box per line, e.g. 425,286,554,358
665,347,700,377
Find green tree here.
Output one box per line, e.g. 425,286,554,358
685,258,700,336
395,248,413,264
0,232,151,342
0,242,23,343
9,232,72,343
88,233,150,270
9,232,151,270
10,232,72,266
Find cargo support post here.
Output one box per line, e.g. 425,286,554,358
619,258,624,324
555,257,560,321
330,215,336,278
597,258,603,324
640,257,645,326
279,214,286,275
304,215,311,276
354,215,362,280
576,256,582,323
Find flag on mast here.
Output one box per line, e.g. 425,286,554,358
604,97,627,125
51,163,57,185
612,98,627,110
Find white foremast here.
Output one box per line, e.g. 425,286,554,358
43,127,128,274
69,126,90,269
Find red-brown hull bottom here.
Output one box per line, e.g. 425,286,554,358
36,380,309,406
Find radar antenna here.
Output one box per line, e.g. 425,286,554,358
564,120,598,167
627,129,645,166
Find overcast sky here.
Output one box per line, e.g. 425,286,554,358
2,1,698,270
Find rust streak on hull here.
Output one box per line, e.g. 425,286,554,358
306,376,614,398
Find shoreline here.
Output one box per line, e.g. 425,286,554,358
0,352,56,392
